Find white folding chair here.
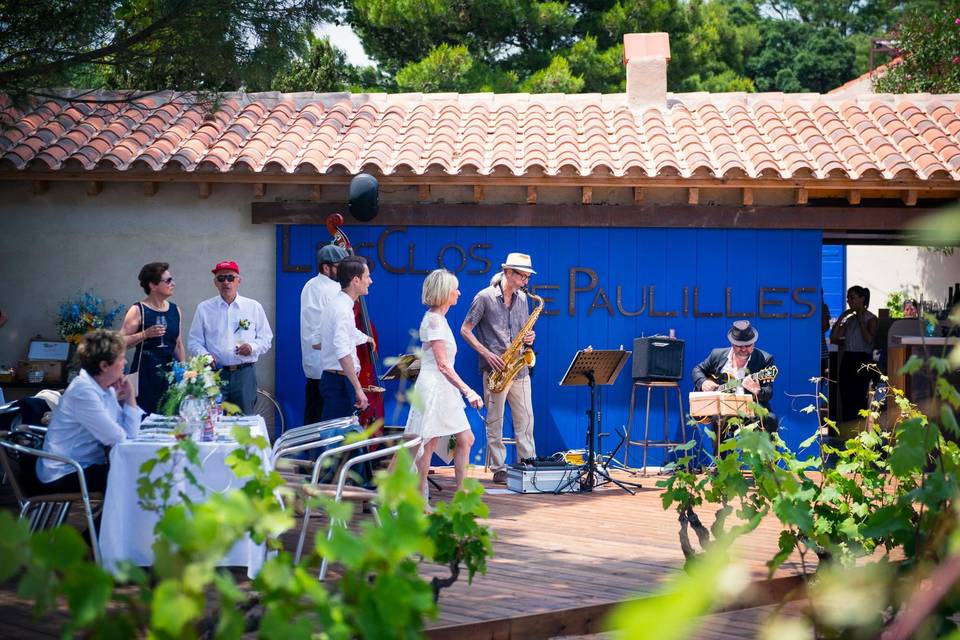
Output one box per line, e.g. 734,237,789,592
294,433,422,579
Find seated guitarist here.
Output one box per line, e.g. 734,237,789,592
691,320,779,433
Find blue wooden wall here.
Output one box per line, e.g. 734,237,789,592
821,244,847,320
276,225,823,466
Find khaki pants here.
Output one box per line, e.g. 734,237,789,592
482,372,536,472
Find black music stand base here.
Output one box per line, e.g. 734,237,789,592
557,350,641,495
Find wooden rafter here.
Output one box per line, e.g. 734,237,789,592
526,185,537,204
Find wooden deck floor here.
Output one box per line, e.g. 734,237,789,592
0,466,810,639
421,466,808,637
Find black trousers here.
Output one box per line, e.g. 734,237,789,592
839,352,878,422
304,377,324,425
38,464,109,535
39,463,110,495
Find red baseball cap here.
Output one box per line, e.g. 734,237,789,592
212,260,240,274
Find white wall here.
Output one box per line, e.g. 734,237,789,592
0,181,277,389
846,245,960,312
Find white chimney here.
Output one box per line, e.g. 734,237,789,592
623,32,671,108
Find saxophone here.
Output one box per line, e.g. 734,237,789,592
487,290,544,394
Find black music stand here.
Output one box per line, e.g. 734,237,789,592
380,353,420,382
558,349,641,494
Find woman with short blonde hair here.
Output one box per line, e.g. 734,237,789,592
406,269,484,504
37,329,142,495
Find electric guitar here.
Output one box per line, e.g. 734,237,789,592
694,365,778,424
713,365,778,393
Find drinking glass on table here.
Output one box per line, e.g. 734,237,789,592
156,315,167,348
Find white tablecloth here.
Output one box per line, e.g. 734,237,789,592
99,417,271,578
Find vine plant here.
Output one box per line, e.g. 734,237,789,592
0,425,493,639
656,330,960,637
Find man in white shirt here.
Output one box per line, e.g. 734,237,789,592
317,256,374,421
301,243,348,425
188,260,273,415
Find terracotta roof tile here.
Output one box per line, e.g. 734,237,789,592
2,90,959,181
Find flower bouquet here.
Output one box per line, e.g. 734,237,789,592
158,354,239,439
56,292,124,343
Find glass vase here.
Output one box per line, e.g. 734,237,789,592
178,396,209,441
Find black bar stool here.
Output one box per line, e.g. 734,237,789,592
623,380,686,475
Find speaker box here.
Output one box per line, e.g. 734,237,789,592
632,337,685,381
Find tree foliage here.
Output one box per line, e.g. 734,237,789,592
1,0,953,99
747,19,857,93
342,0,942,95
0,0,336,102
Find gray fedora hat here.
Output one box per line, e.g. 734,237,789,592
727,320,759,346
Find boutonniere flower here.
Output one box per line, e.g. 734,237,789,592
236,318,251,332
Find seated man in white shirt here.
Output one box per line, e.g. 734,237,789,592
301,243,348,425
37,330,143,494
317,256,375,421
188,260,273,415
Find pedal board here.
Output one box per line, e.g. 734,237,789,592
506,463,582,494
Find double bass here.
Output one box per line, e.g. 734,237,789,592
325,213,385,428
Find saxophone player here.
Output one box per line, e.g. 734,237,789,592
461,253,539,484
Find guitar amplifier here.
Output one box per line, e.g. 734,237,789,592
632,337,685,380
506,464,581,494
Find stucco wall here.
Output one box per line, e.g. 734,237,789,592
847,245,960,312
0,181,277,390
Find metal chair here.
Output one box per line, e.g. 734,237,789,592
254,388,286,444
0,433,102,564
271,416,358,460
293,432,422,579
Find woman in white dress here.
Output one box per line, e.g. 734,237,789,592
406,269,484,499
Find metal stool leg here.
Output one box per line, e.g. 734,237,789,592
641,384,653,475
623,382,639,468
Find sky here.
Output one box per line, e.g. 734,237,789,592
317,22,375,67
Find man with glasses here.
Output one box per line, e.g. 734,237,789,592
461,252,538,484
300,243,348,425
692,320,778,433
187,260,273,415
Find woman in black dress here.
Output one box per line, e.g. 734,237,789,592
120,262,185,414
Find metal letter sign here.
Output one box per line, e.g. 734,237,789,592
277,225,822,463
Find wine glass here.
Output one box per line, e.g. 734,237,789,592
156,315,167,348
